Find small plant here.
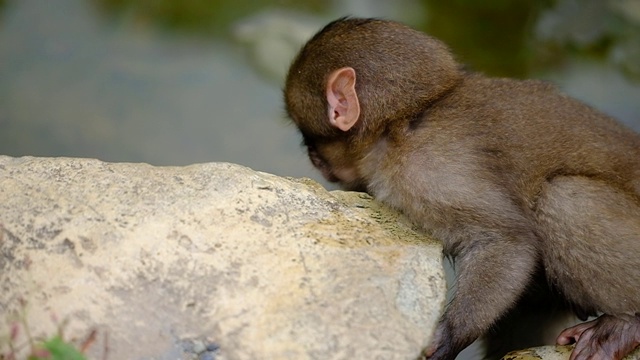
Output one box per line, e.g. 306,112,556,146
1,300,97,360
26,335,87,360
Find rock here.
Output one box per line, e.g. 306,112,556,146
503,344,640,359
502,346,574,360
0,156,445,360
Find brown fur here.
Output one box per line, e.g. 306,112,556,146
284,17,640,360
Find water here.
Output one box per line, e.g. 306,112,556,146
1,0,638,182
0,0,319,181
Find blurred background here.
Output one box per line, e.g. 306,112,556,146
1,1,639,358
1,0,639,186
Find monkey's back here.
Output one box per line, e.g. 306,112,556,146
424,74,640,206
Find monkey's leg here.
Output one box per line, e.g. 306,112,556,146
535,176,640,360
482,269,575,360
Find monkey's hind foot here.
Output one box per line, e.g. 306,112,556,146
557,314,640,360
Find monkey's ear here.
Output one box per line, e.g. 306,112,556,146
326,67,361,132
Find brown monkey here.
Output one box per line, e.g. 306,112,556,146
284,17,640,360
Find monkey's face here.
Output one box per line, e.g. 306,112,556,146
304,138,366,192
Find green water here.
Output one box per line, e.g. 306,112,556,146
0,0,638,184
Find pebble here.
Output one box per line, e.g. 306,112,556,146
192,340,206,354
199,353,215,360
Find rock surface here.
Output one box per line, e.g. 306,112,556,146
503,345,640,360
0,156,445,360
503,346,575,360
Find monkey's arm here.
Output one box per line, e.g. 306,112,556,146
424,221,539,360
389,149,541,359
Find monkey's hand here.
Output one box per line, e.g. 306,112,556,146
418,322,455,360
557,314,640,360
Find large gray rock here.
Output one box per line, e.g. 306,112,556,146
0,156,445,360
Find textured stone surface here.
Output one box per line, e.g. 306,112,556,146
503,344,640,359
503,346,574,360
0,156,445,360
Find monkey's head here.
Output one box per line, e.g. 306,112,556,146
284,17,462,190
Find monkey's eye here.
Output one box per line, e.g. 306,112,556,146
306,143,317,153
306,145,326,169
301,133,315,148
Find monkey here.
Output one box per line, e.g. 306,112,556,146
283,17,640,360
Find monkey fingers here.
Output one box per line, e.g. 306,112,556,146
557,319,597,345
557,314,640,360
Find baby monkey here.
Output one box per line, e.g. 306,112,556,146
284,17,640,360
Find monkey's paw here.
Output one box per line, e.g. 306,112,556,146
557,314,640,360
